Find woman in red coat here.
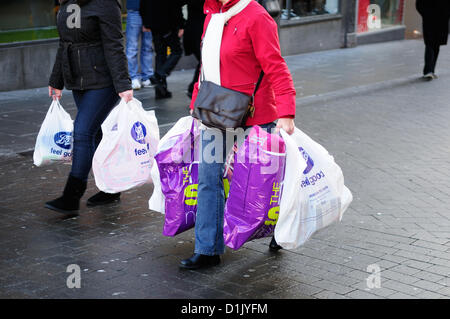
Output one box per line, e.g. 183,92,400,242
180,0,297,270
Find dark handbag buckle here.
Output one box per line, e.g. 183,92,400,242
248,100,255,118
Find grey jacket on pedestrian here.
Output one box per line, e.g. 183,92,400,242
49,0,131,93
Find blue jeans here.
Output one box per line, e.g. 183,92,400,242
194,122,277,256
126,10,154,81
71,86,119,182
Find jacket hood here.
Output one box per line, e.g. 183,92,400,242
204,0,243,14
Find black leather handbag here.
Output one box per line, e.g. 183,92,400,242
193,72,264,130
258,0,281,18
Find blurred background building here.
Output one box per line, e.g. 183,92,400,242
0,0,443,91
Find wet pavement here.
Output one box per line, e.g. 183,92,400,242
1,39,450,299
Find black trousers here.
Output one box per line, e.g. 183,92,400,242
153,30,183,79
189,50,201,92
424,44,440,75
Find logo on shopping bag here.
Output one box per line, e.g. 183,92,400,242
131,122,147,144
54,132,72,150
299,147,314,174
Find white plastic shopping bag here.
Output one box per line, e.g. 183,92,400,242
33,99,73,167
92,98,159,193
276,128,353,249
148,116,196,214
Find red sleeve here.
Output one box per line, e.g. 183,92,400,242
189,81,199,110
248,13,296,118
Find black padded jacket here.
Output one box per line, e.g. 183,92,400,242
49,0,131,93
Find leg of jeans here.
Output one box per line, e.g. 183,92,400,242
126,11,141,81
71,87,119,182
159,32,183,78
141,28,154,80
194,129,227,256
153,33,167,79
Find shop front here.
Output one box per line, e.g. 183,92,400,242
353,0,406,45
0,0,407,91
278,0,348,55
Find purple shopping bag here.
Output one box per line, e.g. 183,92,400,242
223,126,286,250
155,121,199,236
155,122,235,237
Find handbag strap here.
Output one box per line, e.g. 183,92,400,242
252,71,264,99
200,68,264,98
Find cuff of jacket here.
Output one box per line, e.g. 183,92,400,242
114,79,132,94
48,77,64,90
275,93,296,119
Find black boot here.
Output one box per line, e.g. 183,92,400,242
87,191,121,207
179,253,221,270
45,175,87,215
154,75,172,100
269,236,283,252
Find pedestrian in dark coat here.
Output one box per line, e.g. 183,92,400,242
140,0,185,99
182,0,206,98
47,0,132,214
416,0,450,79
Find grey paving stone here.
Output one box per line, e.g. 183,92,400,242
411,280,446,293
313,290,349,299
345,289,384,299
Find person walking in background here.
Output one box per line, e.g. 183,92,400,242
126,0,155,90
416,0,450,81
46,0,133,214
182,0,206,99
140,0,185,99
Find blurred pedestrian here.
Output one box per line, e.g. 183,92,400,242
140,0,185,99
416,0,450,80
180,0,296,270
46,0,132,214
126,0,155,90
182,0,206,99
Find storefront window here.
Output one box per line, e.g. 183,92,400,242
281,0,339,20
0,0,127,44
357,0,405,33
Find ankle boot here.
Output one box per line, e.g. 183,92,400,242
179,253,221,270
154,76,172,100
45,175,87,215
269,236,283,251
87,191,121,207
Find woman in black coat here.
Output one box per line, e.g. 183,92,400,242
416,0,450,80
47,0,133,214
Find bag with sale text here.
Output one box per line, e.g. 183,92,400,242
275,128,353,249
150,117,235,236
33,99,74,167
92,98,159,193
223,125,286,250
152,117,200,236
